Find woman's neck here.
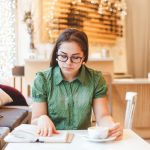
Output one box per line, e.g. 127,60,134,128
63,73,77,82
60,66,82,82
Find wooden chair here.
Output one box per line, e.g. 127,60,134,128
12,66,24,93
124,92,137,129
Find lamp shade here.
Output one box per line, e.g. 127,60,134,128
12,66,24,76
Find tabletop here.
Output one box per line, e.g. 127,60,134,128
4,129,150,150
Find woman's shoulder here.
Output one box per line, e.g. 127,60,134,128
35,67,54,81
84,66,106,88
84,65,103,78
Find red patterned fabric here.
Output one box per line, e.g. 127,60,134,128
0,84,28,106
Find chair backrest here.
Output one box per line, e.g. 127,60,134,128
124,92,137,129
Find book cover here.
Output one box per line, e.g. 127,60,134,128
4,124,73,143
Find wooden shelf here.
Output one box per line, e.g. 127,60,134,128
41,0,123,44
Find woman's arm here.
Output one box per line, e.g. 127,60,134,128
93,97,123,140
31,102,48,124
31,102,58,136
92,97,114,126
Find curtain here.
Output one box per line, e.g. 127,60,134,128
126,0,150,78
0,0,16,81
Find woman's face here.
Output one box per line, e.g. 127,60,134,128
57,41,84,78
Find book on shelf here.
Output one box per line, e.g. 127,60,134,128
4,124,74,143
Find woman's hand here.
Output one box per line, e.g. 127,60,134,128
108,122,123,140
37,115,59,137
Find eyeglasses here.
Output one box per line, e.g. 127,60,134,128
57,54,84,63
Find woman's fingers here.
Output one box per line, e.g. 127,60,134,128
109,127,121,135
48,127,53,137
109,122,120,131
114,132,123,141
109,130,123,141
37,115,58,137
108,122,123,140
43,128,49,136
37,126,58,137
116,134,123,141
37,127,50,136
53,128,59,134
36,128,40,134
39,128,44,136
110,130,122,137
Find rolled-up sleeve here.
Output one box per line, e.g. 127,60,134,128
32,72,47,102
93,72,107,99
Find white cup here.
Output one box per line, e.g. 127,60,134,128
88,126,109,139
101,49,109,58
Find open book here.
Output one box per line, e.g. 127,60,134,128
4,124,74,143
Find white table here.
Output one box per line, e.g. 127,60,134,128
4,129,150,150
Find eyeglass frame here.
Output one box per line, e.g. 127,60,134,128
56,53,85,63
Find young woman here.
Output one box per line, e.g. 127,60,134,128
31,28,123,140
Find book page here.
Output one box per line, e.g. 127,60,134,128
4,124,38,143
4,124,73,143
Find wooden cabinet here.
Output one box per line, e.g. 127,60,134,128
25,59,50,84
112,79,150,138
86,58,114,76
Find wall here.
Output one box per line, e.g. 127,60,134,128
126,0,150,78
17,0,127,73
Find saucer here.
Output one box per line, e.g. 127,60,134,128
82,135,116,142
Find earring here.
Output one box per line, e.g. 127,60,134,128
82,62,85,64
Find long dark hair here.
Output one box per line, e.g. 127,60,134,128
50,28,89,67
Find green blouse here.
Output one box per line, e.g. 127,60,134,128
32,65,107,130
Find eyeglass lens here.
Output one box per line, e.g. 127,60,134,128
57,54,83,63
